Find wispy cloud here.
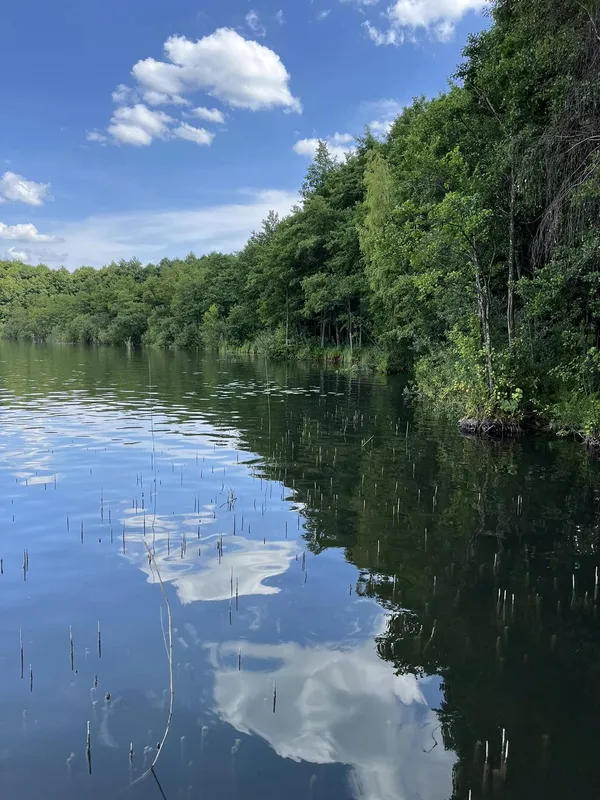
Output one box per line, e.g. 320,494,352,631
245,10,266,37
361,97,405,135
4,246,68,265
48,189,299,269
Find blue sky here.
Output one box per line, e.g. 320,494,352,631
0,0,488,269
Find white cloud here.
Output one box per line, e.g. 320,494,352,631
317,9,332,20
0,171,51,206
362,97,404,135
107,104,173,146
362,0,486,44
0,222,63,243
191,106,226,124
171,122,214,146
293,132,355,160
51,189,298,269
143,89,190,106
434,18,456,40
89,27,300,147
4,246,67,264
275,9,285,23
86,130,108,144
5,247,29,262
131,28,301,112
388,0,485,27
363,20,404,44
245,9,266,37
369,119,393,134
111,83,138,104
106,106,214,146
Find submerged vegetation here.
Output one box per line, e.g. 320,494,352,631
1,0,600,438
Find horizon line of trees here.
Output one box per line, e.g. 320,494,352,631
1,0,599,438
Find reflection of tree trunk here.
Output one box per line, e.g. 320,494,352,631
359,322,362,349
507,163,516,347
347,300,353,358
473,249,494,394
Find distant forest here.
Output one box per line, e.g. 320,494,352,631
1,0,599,440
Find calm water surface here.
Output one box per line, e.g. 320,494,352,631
0,342,599,800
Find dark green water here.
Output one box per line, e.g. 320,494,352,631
0,341,599,800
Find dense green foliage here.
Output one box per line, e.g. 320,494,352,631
2,0,599,437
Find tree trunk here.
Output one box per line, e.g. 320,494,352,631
473,250,494,394
335,322,340,348
320,320,325,349
285,293,289,347
507,163,516,346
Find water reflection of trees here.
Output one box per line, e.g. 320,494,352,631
313,434,600,800
3,342,600,798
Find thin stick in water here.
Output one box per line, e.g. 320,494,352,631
129,541,174,788
86,721,92,775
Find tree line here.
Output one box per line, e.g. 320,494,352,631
1,0,599,439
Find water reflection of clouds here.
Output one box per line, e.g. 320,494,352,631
208,638,454,800
0,396,246,485
0,396,242,452
124,515,297,604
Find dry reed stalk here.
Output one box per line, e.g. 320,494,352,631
129,540,174,790
86,721,92,774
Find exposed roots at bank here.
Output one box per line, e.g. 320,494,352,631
459,418,522,438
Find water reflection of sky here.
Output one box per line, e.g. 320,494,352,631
209,637,453,800
0,361,456,800
125,520,299,604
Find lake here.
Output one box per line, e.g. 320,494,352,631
0,341,599,800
